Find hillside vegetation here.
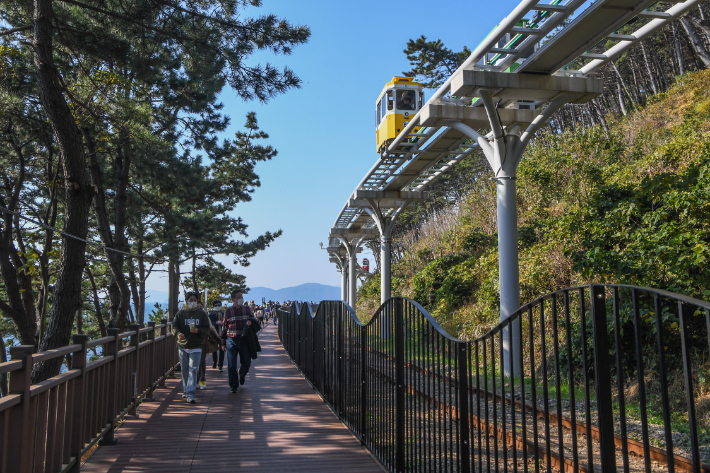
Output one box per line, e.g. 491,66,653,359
357,69,710,339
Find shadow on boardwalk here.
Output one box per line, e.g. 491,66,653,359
83,324,384,473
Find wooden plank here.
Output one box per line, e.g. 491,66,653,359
83,326,384,472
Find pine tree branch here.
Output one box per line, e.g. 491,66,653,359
0,26,32,37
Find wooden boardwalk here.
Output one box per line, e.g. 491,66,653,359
83,324,384,473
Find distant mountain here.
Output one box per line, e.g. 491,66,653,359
246,283,340,303
142,283,341,307
144,289,170,306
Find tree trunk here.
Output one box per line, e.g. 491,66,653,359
680,17,710,67
611,62,635,109
629,58,642,103
691,13,710,41
127,257,144,326
617,81,627,115
592,99,609,133
76,309,83,334
640,41,659,95
85,267,107,337
0,336,7,396
83,129,131,330
673,22,686,75
36,162,59,347
136,233,148,327
31,0,94,383
192,248,199,293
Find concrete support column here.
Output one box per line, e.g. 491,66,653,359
380,234,391,304
340,266,348,302
495,142,522,377
348,248,357,309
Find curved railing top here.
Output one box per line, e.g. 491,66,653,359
473,283,710,344
296,284,710,347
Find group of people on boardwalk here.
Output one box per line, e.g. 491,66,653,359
170,291,286,403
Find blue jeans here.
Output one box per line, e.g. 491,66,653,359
226,337,251,389
179,347,202,398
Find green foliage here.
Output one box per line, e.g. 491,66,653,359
403,36,471,89
194,256,249,300
148,303,167,324
574,156,710,297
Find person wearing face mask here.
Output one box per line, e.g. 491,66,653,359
221,289,254,393
171,292,210,403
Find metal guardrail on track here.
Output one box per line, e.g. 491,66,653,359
0,320,179,473
279,285,710,473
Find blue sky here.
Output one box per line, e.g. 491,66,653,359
147,0,517,292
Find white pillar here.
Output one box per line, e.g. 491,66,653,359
380,234,391,304
348,248,357,310
340,265,347,302
497,136,522,378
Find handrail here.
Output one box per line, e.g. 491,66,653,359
87,335,116,348
0,359,22,375
29,369,81,398
31,344,82,364
1,317,179,472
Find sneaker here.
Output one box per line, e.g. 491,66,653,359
182,393,188,398
239,373,246,385
230,386,238,393
212,363,217,369
218,367,223,372
188,397,196,404
198,381,206,389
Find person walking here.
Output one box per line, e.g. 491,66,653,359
222,290,253,393
171,292,210,403
208,301,225,371
256,306,265,327
195,301,209,390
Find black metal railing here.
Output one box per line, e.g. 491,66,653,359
278,285,710,473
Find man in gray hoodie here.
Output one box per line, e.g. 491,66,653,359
171,292,210,403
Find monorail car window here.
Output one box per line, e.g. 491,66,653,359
419,91,424,109
387,90,394,110
376,99,381,126
396,90,415,110
381,97,386,119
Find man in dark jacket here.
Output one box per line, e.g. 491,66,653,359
171,292,210,403
221,290,252,393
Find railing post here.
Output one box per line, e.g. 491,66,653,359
127,324,140,417
458,343,470,472
68,334,88,473
99,329,120,446
395,298,405,473
337,306,344,417
144,322,157,401
590,285,616,471
7,345,35,473
360,326,367,444
159,320,168,386
164,319,176,379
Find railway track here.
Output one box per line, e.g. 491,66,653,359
356,347,709,472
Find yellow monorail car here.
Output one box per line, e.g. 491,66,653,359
375,77,424,154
